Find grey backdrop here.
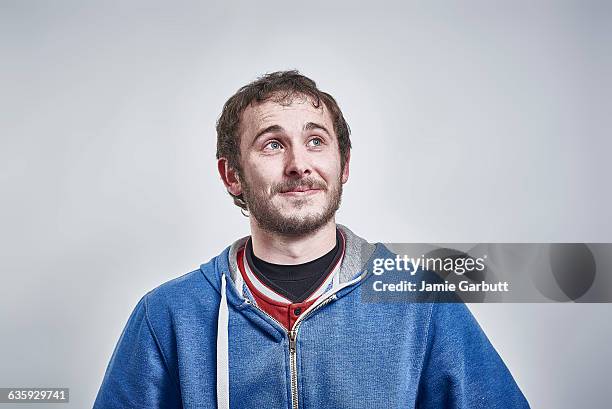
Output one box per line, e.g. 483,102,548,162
1,1,611,408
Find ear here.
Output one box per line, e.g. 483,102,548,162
341,150,350,184
218,158,242,196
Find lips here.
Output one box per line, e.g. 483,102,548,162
277,180,326,195
279,188,322,195
285,187,318,193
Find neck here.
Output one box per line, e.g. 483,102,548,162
249,219,337,265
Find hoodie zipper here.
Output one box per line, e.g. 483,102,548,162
287,295,336,409
242,270,369,409
245,295,336,409
288,330,299,409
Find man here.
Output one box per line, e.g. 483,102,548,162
94,71,530,408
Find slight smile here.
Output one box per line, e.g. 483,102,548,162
279,189,322,196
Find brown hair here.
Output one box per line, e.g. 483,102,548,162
216,70,352,211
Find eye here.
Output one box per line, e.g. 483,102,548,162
264,140,282,150
307,137,323,147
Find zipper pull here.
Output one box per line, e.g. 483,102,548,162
289,330,297,351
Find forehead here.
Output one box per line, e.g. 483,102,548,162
239,95,334,140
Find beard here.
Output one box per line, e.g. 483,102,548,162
240,174,343,236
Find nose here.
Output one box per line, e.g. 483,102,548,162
284,146,312,178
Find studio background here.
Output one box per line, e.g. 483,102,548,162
1,1,610,408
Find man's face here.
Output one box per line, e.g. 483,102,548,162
234,95,349,236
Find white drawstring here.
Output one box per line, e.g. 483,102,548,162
216,272,230,409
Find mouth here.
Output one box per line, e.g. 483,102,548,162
279,188,322,196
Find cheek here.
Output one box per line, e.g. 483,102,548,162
242,161,277,189
314,155,343,181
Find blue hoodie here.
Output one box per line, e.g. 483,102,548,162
94,225,530,408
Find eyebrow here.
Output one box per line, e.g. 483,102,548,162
303,122,331,136
253,124,284,142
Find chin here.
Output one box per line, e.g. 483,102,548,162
277,209,317,220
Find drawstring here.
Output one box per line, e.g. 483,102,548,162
216,272,230,409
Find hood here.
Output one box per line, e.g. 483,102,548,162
226,224,377,298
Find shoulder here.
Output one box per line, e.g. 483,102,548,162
141,246,230,324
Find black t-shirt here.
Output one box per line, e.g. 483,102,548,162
245,229,341,303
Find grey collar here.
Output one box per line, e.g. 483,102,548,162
227,224,376,293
